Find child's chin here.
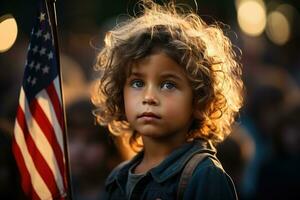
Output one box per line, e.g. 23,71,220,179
139,130,175,140
138,130,165,138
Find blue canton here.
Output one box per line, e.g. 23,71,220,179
23,1,58,102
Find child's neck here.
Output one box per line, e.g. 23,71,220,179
134,136,186,174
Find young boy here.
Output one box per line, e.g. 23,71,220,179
92,0,244,199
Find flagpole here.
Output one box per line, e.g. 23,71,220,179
44,0,73,199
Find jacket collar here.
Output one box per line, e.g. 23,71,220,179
149,139,216,183
105,139,216,191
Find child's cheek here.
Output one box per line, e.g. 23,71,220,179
163,98,181,115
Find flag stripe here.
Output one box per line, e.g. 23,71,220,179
12,137,41,200
45,80,68,191
36,89,66,187
17,105,60,199
37,88,64,152
54,76,62,105
46,81,64,132
28,96,65,179
14,108,52,199
18,89,65,196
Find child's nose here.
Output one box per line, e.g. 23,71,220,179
142,87,159,105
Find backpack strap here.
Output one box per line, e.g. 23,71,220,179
176,152,211,200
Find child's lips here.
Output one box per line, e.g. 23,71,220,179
137,112,161,120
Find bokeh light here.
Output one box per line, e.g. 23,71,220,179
237,0,267,37
265,3,297,46
0,14,18,53
266,11,290,45
276,4,298,21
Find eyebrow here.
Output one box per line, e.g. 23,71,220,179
160,73,184,81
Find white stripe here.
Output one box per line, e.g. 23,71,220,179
53,77,62,105
14,118,52,199
19,88,65,195
36,89,64,153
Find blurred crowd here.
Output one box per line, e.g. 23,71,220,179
1,0,300,199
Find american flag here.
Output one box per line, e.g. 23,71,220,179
12,0,67,199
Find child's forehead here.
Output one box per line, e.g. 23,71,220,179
126,52,188,78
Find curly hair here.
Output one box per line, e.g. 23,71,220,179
92,0,244,151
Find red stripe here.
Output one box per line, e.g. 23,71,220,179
46,82,64,131
46,82,68,191
16,105,62,199
12,130,40,200
29,98,65,182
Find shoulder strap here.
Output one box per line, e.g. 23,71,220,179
176,152,211,200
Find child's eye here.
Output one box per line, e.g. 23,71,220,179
130,79,144,88
161,81,176,90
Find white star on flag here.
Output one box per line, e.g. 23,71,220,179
39,47,46,55
32,45,39,53
44,32,51,41
31,77,37,85
35,62,41,71
42,65,50,74
39,12,46,22
29,61,35,68
35,29,42,38
48,51,54,60
27,76,31,83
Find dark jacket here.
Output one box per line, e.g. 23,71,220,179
103,139,238,200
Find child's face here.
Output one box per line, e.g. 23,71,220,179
123,53,195,141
